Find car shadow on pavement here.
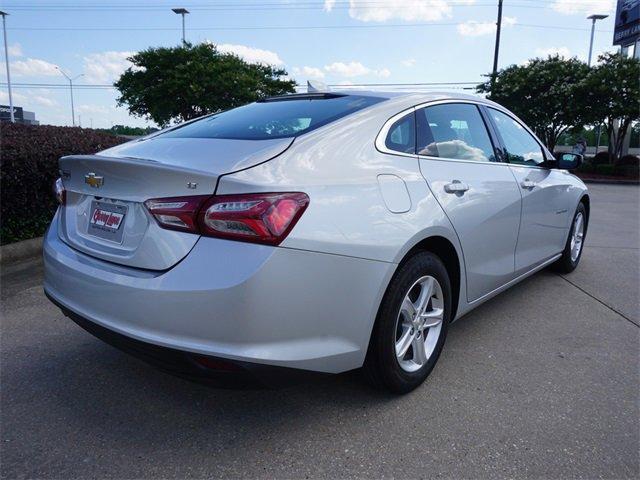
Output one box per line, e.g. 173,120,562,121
0,270,597,439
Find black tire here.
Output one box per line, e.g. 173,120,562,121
363,251,451,394
552,202,587,274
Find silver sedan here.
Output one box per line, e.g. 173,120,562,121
44,91,589,393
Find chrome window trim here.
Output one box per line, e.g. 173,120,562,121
375,99,552,171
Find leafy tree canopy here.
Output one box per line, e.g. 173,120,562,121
477,55,590,152
576,52,640,160
115,43,296,126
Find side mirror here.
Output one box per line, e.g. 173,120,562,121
557,153,582,170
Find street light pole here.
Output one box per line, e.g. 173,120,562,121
586,14,608,155
172,8,190,45
587,14,608,67
491,0,503,89
56,67,83,127
0,11,15,123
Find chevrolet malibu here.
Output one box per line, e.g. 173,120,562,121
44,91,589,393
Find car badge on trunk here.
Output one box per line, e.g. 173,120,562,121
85,172,104,188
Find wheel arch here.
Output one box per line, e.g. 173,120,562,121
580,193,590,228
396,235,462,322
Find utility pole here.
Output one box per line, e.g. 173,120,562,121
56,67,83,126
172,8,190,46
491,0,503,90
1,11,14,123
587,14,608,66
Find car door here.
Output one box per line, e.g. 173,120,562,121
416,102,522,302
484,107,572,274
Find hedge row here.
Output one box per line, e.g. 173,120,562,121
0,123,127,245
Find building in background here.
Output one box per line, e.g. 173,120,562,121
613,0,640,57
0,105,39,125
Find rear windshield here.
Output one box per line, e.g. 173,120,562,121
161,94,386,140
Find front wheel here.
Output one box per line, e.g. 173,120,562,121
363,252,451,394
553,202,587,274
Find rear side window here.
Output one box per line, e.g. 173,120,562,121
385,113,415,154
416,103,497,162
161,95,386,140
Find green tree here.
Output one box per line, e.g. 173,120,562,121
115,43,296,126
477,55,590,152
577,52,640,161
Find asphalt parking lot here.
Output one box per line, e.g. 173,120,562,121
1,183,638,479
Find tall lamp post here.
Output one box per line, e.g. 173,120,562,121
587,14,608,66
1,10,14,123
56,67,83,127
172,8,190,45
586,14,608,154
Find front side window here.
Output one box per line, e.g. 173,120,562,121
416,103,496,162
161,94,386,140
488,108,545,166
385,113,415,154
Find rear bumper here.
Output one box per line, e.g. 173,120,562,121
43,214,394,373
46,291,325,388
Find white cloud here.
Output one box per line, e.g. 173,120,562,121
77,104,112,115
535,46,573,58
217,43,284,66
83,51,133,84
324,0,336,11
324,61,391,78
8,43,23,57
31,95,58,108
457,16,516,36
6,58,59,77
401,58,417,67
292,66,325,79
0,89,57,108
551,0,614,15
325,0,459,22
0,90,26,103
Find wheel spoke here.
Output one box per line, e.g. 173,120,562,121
414,277,434,314
401,297,416,319
420,308,444,328
412,335,427,365
395,328,413,359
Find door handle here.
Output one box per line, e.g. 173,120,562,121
444,181,469,194
521,180,536,190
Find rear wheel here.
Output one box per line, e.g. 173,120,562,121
364,252,451,394
553,202,587,274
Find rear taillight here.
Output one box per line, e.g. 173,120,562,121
54,177,66,205
145,192,309,246
144,196,208,233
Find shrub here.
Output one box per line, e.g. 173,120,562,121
592,151,614,165
594,164,617,176
0,123,127,245
616,154,640,166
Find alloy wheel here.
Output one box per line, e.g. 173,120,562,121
394,275,444,373
570,212,585,262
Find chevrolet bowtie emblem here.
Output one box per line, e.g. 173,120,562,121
84,172,104,188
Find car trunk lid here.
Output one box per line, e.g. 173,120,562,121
57,137,293,270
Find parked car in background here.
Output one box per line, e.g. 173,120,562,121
44,91,589,393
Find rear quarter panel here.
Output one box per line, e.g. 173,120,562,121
217,101,469,316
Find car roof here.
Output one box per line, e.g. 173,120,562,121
331,89,494,104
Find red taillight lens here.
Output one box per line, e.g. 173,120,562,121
54,177,66,205
144,195,208,233
199,192,309,245
144,192,309,245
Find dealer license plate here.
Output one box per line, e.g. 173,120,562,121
88,201,127,243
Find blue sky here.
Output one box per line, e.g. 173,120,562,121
0,0,619,128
